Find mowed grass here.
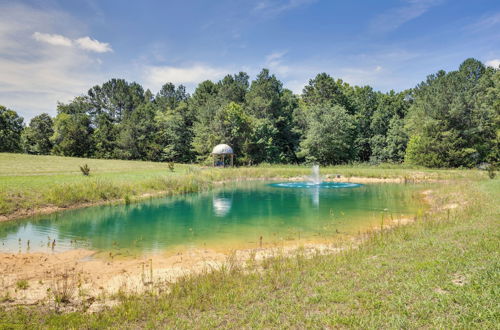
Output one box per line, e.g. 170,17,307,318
0,172,498,328
0,153,489,217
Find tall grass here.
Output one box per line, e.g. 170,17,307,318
0,153,489,218
0,178,498,328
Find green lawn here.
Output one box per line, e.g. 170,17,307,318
0,165,498,328
0,153,489,218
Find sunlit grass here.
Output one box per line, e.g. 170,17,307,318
0,153,489,217
0,175,498,328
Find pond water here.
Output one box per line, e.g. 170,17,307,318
0,182,429,255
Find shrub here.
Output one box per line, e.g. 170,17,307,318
168,162,175,172
487,165,496,179
79,164,90,176
16,279,29,290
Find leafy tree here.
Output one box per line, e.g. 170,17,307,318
245,69,299,163
405,58,497,167
191,81,222,160
0,105,24,152
348,86,378,161
370,116,408,163
246,117,281,164
22,113,53,154
370,91,409,162
116,102,159,160
299,104,356,165
87,79,145,122
51,98,93,157
156,83,188,110
302,73,353,111
92,113,117,159
217,72,249,104
156,102,195,162
213,102,252,161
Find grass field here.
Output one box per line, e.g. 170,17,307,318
0,158,498,328
0,153,489,219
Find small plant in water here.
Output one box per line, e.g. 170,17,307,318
80,164,91,176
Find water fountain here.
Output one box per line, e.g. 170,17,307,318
270,165,362,189
311,164,321,185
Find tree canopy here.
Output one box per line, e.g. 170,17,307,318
0,58,498,168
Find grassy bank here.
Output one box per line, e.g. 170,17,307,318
0,153,489,220
0,168,498,327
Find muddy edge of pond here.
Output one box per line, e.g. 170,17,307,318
1,188,465,309
0,175,442,223
0,217,410,308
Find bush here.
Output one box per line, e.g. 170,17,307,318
168,162,175,172
79,164,90,176
487,165,496,179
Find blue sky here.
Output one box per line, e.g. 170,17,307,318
1,0,499,120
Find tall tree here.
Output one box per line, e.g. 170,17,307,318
51,98,93,157
299,104,356,165
217,72,249,104
22,113,53,154
156,102,195,162
245,69,299,163
87,79,145,122
116,102,159,160
369,90,409,162
302,73,353,111
405,58,497,167
0,105,24,152
156,83,189,110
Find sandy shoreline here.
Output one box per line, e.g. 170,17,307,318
0,213,437,309
0,180,451,311
0,236,361,309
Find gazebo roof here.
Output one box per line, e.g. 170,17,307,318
212,144,234,154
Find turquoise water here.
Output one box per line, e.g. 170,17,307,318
0,182,428,255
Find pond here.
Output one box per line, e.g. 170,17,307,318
0,181,429,255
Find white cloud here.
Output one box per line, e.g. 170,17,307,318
143,64,228,88
76,36,112,53
466,12,500,32
32,32,112,53
485,59,500,68
254,0,317,16
32,32,72,47
370,0,444,33
265,51,291,75
0,3,109,120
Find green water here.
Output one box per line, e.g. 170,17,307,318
0,182,428,254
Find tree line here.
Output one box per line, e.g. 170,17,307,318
1,58,498,167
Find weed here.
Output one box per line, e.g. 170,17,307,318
79,164,91,176
168,162,175,172
16,279,29,290
50,269,79,306
487,164,496,179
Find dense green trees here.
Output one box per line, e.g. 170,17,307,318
22,113,54,154
405,59,498,167
0,58,498,168
299,104,355,164
0,106,24,152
